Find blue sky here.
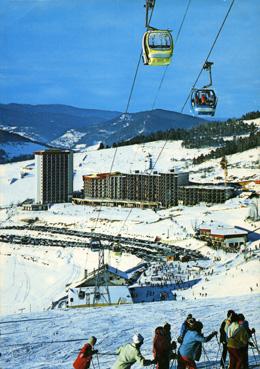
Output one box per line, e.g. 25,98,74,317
1,0,259,118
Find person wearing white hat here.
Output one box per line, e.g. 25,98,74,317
112,333,156,369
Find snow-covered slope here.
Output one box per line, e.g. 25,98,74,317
0,294,259,369
0,140,258,207
50,129,86,149
0,243,141,315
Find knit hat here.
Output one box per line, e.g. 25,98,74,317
195,321,203,332
187,317,196,327
88,336,97,345
132,333,144,344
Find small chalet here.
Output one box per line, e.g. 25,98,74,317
199,223,248,251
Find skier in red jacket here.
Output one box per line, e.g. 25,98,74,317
73,336,98,369
153,326,172,369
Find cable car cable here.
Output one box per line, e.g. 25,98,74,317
151,0,192,110
92,3,156,232
149,0,234,172
180,0,236,114
107,5,155,175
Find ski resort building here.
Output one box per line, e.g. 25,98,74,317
178,184,234,205
81,170,189,208
35,149,73,204
198,223,248,251
66,264,132,307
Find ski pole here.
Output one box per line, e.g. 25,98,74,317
202,344,210,362
250,344,257,366
215,335,221,361
96,353,101,369
96,352,117,356
252,333,260,354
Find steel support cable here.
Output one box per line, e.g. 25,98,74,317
180,0,236,113
109,5,155,175
92,5,156,233
148,0,192,172
116,2,192,224
149,0,235,173
151,0,192,110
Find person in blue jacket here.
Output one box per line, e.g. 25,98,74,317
177,314,194,344
178,321,217,369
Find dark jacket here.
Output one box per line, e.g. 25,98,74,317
220,319,227,343
153,328,171,368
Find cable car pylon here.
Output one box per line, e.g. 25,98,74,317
93,239,111,306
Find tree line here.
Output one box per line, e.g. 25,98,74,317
99,112,259,150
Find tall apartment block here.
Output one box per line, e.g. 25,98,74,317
35,149,73,204
83,170,189,208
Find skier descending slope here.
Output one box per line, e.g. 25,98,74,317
112,333,156,369
73,336,98,369
178,321,217,369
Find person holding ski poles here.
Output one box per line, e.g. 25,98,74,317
177,314,194,344
178,320,217,369
73,336,98,369
219,310,235,368
153,326,174,369
226,313,249,369
112,333,156,369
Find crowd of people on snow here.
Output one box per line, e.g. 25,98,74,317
73,310,257,369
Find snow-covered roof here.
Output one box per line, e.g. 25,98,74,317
199,222,228,230
210,228,248,236
107,265,128,280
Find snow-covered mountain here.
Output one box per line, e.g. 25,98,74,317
0,103,208,149
0,103,121,144
77,109,209,146
0,129,50,163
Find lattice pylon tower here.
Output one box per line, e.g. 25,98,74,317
93,240,111,306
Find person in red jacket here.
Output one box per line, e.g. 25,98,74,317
73,336,98,369
153,326,172,369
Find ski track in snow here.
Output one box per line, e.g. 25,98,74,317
0,294,259,369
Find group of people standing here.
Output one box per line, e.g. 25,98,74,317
219,310,256,369
73,311,256,369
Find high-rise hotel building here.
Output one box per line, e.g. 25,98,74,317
35,149,73,204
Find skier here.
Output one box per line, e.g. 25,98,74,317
237,313,255,369
226,313,249,369
112,333,156,369
153,326,172,369
163,322,171,345
177,314,195,344
73,336,98,369
219,310,235,368
178,320,217,369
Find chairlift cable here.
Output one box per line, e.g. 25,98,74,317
109,5,155,175
180,0,236,113
150,0,235,171
151,0,192,110
92,4,156,233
